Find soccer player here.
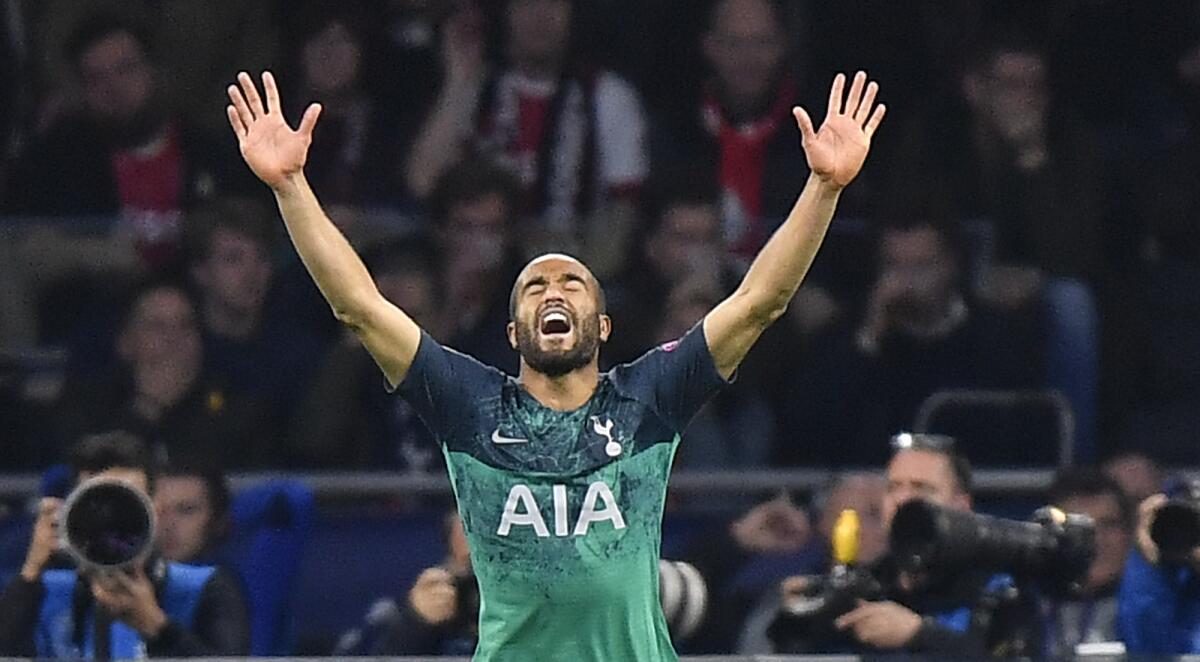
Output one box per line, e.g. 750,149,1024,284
225,69,884,661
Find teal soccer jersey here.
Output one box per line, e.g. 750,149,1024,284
394,325,727,661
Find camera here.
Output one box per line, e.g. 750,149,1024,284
59,476,157,574
889,500,1095,596
774,564,883,652
1151,480,1200,564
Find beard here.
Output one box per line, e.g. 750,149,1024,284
515,312,601,377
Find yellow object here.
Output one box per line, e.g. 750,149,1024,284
832,509,861,566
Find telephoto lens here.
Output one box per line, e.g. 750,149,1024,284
60,476,156,572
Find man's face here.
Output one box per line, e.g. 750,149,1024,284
506,0,572,69
982,51,1048,120
877,227,958,319
154,476,215,563
444,192,510,273
702,0,787,111
508,256,609,377
820,474,888,566
79,31,154,125
1059,493,1130,593
303,21,362,95
647,203,723,282
882,450,970,532
119,287,202,371
194,227,273,318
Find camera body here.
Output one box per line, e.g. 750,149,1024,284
776,565,883,652
58,476,157,575
1151,481,1200,564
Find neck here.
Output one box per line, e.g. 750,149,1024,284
205,300,259,340
518,361,599,411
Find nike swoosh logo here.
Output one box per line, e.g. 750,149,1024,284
491,429,529,444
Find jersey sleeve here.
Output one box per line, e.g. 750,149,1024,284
610,323,730,433
392,332,505,444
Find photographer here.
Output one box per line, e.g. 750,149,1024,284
1039,469,1131,657
1117,487,1200,654
0,432,249,658
768,433,1039,656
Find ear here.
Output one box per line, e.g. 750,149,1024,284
506,321,518,349
599,314,612,343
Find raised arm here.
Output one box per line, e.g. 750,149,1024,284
227,71,420,387
703,71,886,378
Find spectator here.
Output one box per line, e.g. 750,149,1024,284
1102,451,1163,505
290,236,442,470
654,280,773,471
0,431,249,657
772,219,1045,467
282,4,394,207
186,198,324,440
154,464,233,565
1041,469,1132,657
5,13,250,271
650,0,814,267
1117,490,1200,654
51,281,270,469
768,433,1040,656
404,0,648,277
737,473,887,653
953,33,1103,294
336,512,478,656
430,158,525,374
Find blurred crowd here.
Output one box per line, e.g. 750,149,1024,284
1,0,1200,476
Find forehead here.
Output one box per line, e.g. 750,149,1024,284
518,255,594,285
157,475,207,498
887,449,952,484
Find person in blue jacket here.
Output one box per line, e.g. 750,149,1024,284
0,431,249,658
1118,486,1200,654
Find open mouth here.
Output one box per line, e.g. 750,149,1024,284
539,309,573,336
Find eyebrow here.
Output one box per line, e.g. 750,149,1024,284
522,276,548,293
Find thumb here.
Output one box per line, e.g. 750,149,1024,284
793,107,816,143
298,103,322,138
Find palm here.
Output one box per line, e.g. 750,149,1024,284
226,72,321,189
794,72,886,189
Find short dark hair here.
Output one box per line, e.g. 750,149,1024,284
68,431,152,485
184,197,278,266
1049,468,1133,529
890,432,973,496
66,13,153,69
428,158,522,225
157,461,234,546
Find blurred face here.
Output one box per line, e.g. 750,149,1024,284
79,31,154,123
155,476,214,563
507,256,610,376
506,0,572,70
1059,493,1130,593
819,474,888,565
195,227,273,317
303,21,362,95
883,450,970,532
647,203,722,281
119,287,202,371
703,0,787,111
378,270,438,330
982,51,1047,118
878,227,958,318
445,193,511,273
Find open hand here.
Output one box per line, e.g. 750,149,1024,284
227,71,322,190
793,71,886,189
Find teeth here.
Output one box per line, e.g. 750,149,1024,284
544,312,569,324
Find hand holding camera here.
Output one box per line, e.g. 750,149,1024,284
1139,486,1200,567
90,565,168,637
20,497,63,582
